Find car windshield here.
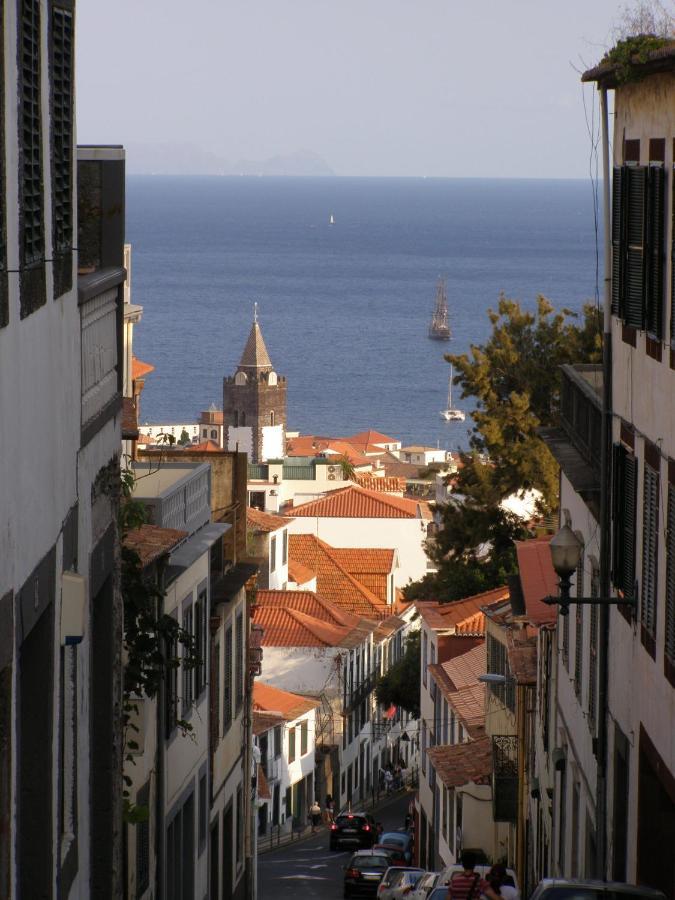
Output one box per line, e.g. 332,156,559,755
352,856,390,869
336,816,365,827
380,833,407,846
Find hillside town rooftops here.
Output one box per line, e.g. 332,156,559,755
253,681,320,721
329,548,396,575
247,506,290,533
123,524,187,567
190,440,221,452
417,587,509,635
255,589,363,629
288,484,421,519
254,605,367,649
354,475,407,494
427,735,493,788
345,429,398,446
514,537,559,626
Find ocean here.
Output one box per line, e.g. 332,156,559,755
127,176,601,451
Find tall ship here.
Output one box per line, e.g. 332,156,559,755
428,277,451,340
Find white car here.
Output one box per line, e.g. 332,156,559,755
409,871,440,899
377,867,425,899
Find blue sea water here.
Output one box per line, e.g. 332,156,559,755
127,176,601,450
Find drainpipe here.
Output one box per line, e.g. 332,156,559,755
516,683,527,888
596,84,613,881
155,563,167,900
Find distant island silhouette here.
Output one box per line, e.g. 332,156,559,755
125,142,334,176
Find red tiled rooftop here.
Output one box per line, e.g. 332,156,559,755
329,548,396,574
247,506,290,533
132,355,155,380
442,643,487,691
345,430,398,446
253,681,320,721
253,606,366,649
123,524,187,567
287,559,316,585
252,710,285,736
417,587,509,635
426,735,493,789
191,440,221,452
256,589,361,629
515,536,558,626
289,484,420,519
354,475,407,494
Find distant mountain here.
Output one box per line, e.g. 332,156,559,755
125,142,334,177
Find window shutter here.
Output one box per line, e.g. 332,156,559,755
612,443,637,601
611,167,624,316
624,166,647,329
665,482,675,666
641,463,659,639
645,165,665,339
671,168,675,347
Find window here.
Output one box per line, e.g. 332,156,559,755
270,410,275,426
274,725,282,757
612,442,638,605
195,588,207,698
641,452,660,655
422,631,427,687
666,473,675,685
198,772,207,855
487,633,515,712
212,640,220,742
282,529,288,566
166,792,194,900
448,787,455,854
19,0,46,318
0,8,6,328
300,720,308,755
223,626,233,733
611,163,665,336
182,602,194,715
235,612,244,712
202,428,207,437
211,429,217,439
136,783,150,898
421,721,426,775
241,411,246,427
288,727,296,763
50,1,74,299
574,543,584,698
236,787,244,865
270,536,276,573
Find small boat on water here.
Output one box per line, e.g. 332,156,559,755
440,366,465,421
428,277,451,341
329,213,335,225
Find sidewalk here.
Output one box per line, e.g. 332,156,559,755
257,785,413,855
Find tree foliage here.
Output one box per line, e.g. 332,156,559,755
375,631,421,719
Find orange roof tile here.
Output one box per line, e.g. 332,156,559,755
442,643,487,691
253,681,320,721
256,589,362,629
329,548,396,575
252,710,285,735
427,735,492,788
191,440,221,452
345,430,398,446
123,524,187,567
287,559,316,585
289,534,388,619
247,506,290,533
253,606,365,649
354,475,407,494
417,587,509,635
132,355,155,380
515,537,558,626
289,484,420,519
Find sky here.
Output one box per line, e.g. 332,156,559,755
76,0,632,179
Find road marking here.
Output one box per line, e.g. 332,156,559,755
278,874,330,881
259,854,343,864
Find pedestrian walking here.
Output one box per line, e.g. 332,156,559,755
309,800,321,833
384,769,393,793
446,851,500,900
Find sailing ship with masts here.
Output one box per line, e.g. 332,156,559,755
428,277,451,340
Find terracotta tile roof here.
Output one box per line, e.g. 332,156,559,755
253,606,366,649
329,548,396,575
253,681,320,721
345,430,398,446
354,475,407,494
442,643,487,691
289,534,388,619
256,589,362,629
285,437,374,468
123,524,187,567
257,765,271,801
506,629,538,685
191,440,221,452
132,355,155,380
450,683,487,729
429,645,486,731
427,735,493,788
122,397,139,440
247,506,290,533
373,615,405,641
287,559,316,585
417,587,509,635
252,709,285,736
289,484,420,519
515,537,558,626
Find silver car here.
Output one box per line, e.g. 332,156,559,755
376,867,425,900
529,879,667,899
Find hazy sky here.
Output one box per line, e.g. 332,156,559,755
77,0,630,178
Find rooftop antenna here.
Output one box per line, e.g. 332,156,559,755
253,301,258,324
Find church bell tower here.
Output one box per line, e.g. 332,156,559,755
222,307,287,463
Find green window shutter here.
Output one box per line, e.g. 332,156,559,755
611,167,624,317
645,165,665,339
641,462,659,639
612,443,624,590
665,482,675,666
612,443,638,600
624,166,648,329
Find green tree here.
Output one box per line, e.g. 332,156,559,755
375,631,421,719
178,428,191,446
337,454,356,481
447,295,601,511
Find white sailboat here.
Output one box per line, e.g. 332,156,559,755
329,213,335,225
440,366,466,421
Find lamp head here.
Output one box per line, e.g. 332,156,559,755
549,524,582,579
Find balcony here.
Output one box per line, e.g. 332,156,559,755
131,461,211,534
343,673,375,715
492,734,518,822
540,364,602,516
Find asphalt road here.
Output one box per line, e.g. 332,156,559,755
257,791,413,899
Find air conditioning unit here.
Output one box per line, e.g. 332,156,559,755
327,465,338,475
328,474,336,481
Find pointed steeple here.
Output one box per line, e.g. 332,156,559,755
238,307,273,371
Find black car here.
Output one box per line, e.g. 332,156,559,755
343,850,394,898
529,879,667,899
330,812,378,850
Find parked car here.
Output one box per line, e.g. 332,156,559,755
344,850,394,898
330,812,378,850
438,864,519,895
409,871,440,899
373,831,414,865
377,867,425,899
426,889,449,900
529,879,667,899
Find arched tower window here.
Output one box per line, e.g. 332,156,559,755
241,411,246,427
211,429,217,439
234,411,239,428
270,411,275,426
268,371,278,387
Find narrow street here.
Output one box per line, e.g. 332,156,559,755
258,792,413,899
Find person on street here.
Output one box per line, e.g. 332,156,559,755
486,864,519,899
384,768,393,793
309,800,321,833
446,851,500,900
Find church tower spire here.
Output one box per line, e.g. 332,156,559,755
222,309,287,463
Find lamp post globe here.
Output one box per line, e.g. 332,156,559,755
549,524,582,579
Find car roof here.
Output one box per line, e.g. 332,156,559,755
351,849,390,856
380,831,409,840
534,879,666,897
